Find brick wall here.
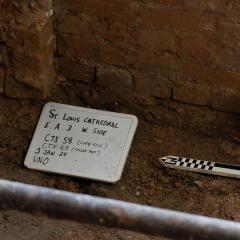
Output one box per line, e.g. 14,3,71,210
1,1,240,113
0,0,55,98
54,0,240,114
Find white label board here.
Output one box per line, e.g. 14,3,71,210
24,102,138,183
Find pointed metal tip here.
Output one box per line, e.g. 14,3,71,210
158,157,167,167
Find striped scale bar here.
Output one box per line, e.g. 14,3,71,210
159,156,240,179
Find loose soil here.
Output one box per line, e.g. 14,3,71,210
0,83,240,240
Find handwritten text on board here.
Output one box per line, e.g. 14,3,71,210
25,102,138,183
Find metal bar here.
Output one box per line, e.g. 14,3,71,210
0,179,239,240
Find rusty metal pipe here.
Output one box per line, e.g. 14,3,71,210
0,179,239,240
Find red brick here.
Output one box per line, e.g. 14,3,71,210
58,15,139,64
213,70,240,90
222,8,240,24
97,43,135,67
138,29,176,51
60,0,139,24
179,63,240,90
58,35,97,61
58,58,94,82
58,35,96,59
211,88,240,113
59,34,135,66
184,0,225,11
214,41,240,66
139,53,179,70
59,31,178,68
97,65,133,93
139,9,214,33
144,0,183,9
181,36,213,59
173,81,211,105
224,1,240,23
178,63,213,84
219,22,240,41
135,66,173,99
58,15,94,35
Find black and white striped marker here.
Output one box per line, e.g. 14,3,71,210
159,156,240,179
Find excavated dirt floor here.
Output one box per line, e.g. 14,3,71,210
0,83,240,240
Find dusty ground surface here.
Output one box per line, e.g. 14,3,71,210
0,83,240,240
